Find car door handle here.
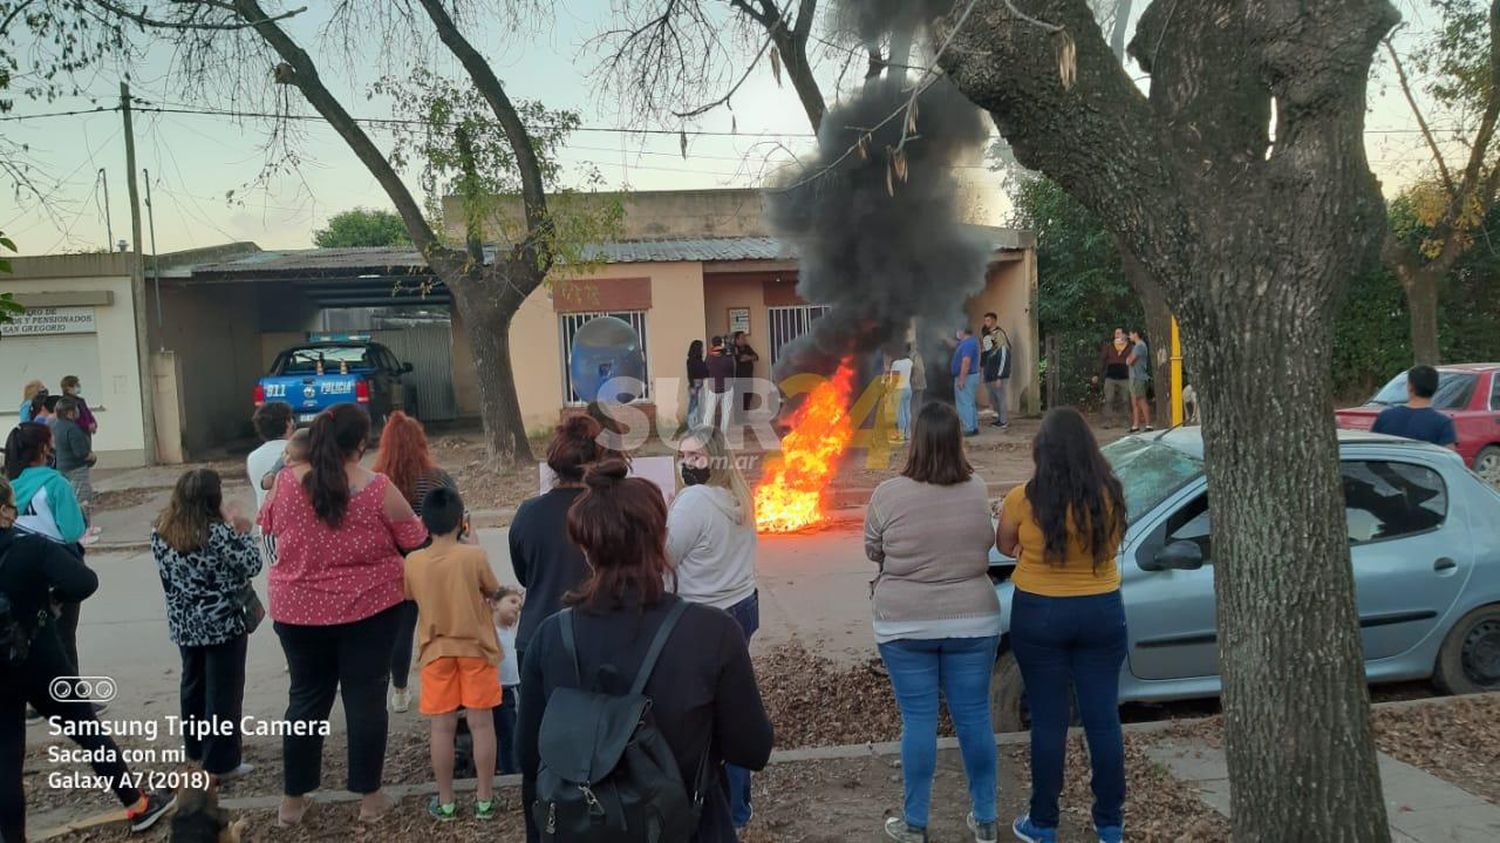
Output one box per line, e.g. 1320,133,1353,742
1434,557,1457,572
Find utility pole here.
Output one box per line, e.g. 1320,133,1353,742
99,168,114,250
121,81,159,466
143,168,163,329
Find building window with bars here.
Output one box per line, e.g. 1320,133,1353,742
559,311,652,404
768,304,833,365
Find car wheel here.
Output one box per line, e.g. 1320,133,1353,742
1474,446,1500,489
1433,603,1500,695
991,649,1026,732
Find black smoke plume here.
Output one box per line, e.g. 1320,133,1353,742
765,74,992,386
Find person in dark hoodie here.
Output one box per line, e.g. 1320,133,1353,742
508,416,605,671
0,477,176,839
52,397,97,524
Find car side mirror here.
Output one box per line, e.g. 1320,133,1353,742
1150,540,1204,572
401,362,414,374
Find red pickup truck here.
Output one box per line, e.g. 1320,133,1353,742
1335,363,1500,486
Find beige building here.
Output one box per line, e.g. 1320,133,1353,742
2,189,1036,464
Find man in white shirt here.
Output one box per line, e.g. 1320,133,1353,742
246,402,293,562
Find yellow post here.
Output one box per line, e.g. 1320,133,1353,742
1170,317,1184,425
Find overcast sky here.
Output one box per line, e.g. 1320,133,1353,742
0,1,1461,256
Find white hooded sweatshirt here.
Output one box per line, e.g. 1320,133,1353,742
666,484,758,610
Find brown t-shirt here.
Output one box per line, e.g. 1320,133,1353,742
403,542,502,666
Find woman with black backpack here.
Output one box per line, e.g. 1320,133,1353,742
516,458,773,843
0,476,176,840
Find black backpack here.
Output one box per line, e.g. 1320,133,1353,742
533,600,708,842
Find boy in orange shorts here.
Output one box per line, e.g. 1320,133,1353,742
403,486,502,821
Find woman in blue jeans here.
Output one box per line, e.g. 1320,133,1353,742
865,402,1002,843
997,407,1129,843
666,425,760,832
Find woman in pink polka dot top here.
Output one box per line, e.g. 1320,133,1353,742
258,404,428,827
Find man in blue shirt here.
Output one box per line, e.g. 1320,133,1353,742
951,326,981,436
1371,365,1457,447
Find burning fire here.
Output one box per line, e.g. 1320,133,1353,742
754,360,857,533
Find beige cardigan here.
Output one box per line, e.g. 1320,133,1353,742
864,474,1000,625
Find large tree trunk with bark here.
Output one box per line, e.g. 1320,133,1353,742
1188,287,1386,839
940,1,1398,837
1401,270,1441,366
448,276,534,466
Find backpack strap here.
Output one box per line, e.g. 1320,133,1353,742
629,599,689,697
559,608,583,687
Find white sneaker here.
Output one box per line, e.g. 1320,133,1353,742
217,762,255,783
389,686,410,713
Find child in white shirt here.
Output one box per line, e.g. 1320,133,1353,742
491,586,523,774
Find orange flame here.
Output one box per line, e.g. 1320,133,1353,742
754,360,857,533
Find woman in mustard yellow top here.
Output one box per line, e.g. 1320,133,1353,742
996,408,1128,843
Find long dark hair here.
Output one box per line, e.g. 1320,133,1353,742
302,404,370,528
3,423,52,480
156,469,224,553
687,340,704,361
902,402,973,486
565,458,673,611
1025,407,1127,570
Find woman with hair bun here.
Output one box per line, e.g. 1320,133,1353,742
517,458,773,843
508,415,606,671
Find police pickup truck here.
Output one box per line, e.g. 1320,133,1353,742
253,334,416,428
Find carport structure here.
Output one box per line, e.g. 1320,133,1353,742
152,245,459,459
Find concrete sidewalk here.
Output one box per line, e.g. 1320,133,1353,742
1149,740,1500,842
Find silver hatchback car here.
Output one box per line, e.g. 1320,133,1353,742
989,428,1500,730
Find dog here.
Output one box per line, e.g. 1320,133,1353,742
171,780,247,843
1182,384,1201,425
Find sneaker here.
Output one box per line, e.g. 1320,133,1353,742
884,816,928,842
216,763,255,784
474,799,496,821
1127,427,1140,434
390,686,410,713
127,791,176,832
427,797,458,822
1012,815,1057,843
1095,825,1124,843
1144,425,1155,431
967,812,998,843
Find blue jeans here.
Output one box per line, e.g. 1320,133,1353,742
1009,589,1127,830
985,379,1008,426
723,592,760,827
895,387,913,438
877,636,1000,829
954,377,980,433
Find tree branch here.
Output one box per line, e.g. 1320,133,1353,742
415,0,552,281
93,0,306,31
228,0,446,263
0,0,37,36
673,32,773,118
1384,37,1458,198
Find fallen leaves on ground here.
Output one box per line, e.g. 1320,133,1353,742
1372,695,1500,803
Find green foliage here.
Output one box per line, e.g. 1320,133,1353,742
373,67,623,274
1009,174,1142,406
1408,0,1491,111
312,208,413,249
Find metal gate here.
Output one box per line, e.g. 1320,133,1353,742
375,324,458,421
768,304,832,365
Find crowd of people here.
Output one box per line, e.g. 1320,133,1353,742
684,331,759,433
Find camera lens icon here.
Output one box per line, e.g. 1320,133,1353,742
49,676,117,704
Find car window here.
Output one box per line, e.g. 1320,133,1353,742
1100,438,1203,524
1371,371,1477,410
1164,494,1213,565
1340,461,1447,544
279,345,373,374
1491,374,1499,411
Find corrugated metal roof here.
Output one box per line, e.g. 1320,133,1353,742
175,230,1031,278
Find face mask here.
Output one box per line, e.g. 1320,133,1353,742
681,463,712,486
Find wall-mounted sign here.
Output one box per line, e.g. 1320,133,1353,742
0,306,97,337
728,307,751,335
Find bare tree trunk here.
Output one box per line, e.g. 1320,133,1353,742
1189,301,1386,839
448,278,534,466
1402,271,1441,366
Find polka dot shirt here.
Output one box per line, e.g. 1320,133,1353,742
259,470,428,626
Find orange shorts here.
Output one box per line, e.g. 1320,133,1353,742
419,657,502,715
